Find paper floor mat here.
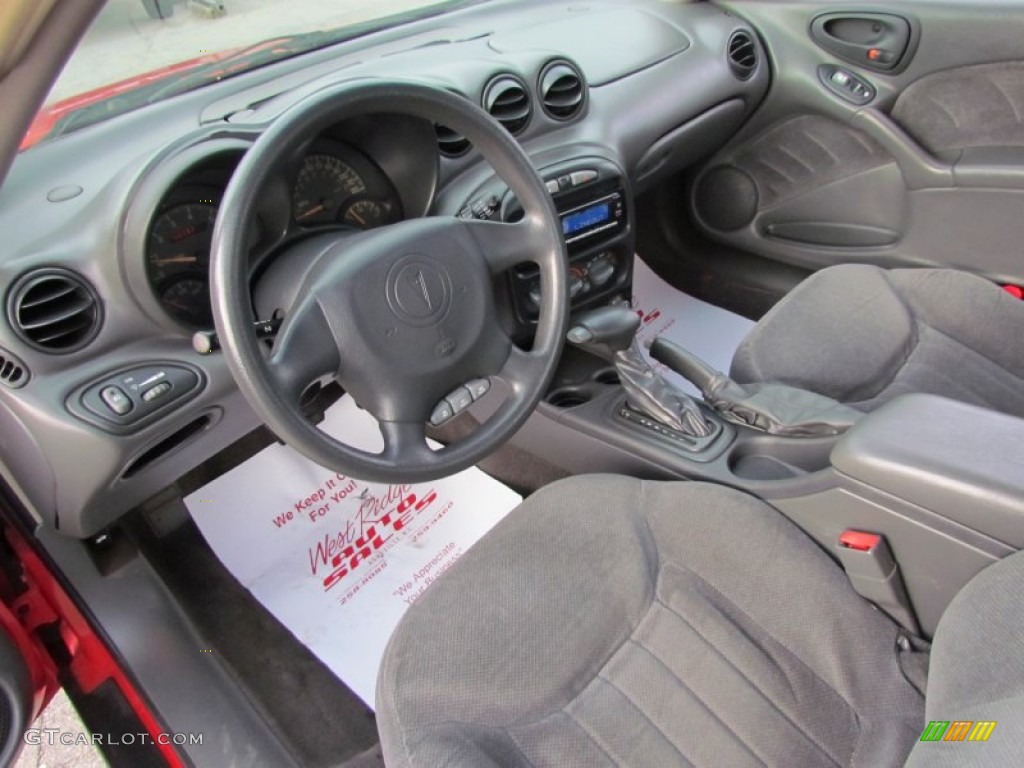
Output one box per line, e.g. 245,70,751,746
631,257,755,397
185,395,521,708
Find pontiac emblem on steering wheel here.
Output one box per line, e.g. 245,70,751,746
386,257,452,326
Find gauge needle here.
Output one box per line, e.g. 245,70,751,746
297,203,326,221
154,254,198,266
347,208,367,226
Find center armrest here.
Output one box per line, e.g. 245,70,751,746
831,394,1024,547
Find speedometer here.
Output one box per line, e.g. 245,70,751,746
147,202,217,326
292,154,367,225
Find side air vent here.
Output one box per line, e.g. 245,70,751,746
8,269,102,353
727,31,758,80
539,60,586,121
0,346,28,388
435,123,471,157
482,75,531,135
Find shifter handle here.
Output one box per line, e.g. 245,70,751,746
566,306,641,361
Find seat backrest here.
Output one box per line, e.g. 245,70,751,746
904,550,1024,766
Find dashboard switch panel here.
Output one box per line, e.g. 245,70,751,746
819,64,875,105
70,363,205,433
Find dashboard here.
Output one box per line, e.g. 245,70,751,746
0,0,769,538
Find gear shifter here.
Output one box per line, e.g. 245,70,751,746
567,306,713,437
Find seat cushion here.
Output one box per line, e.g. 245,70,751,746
376,476,925,767
905,550,1024,767
730,265,1024,416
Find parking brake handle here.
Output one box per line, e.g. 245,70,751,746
567,307,713,438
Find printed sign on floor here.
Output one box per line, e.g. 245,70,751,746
185,396,521,707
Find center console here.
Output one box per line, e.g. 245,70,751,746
459,156,634,334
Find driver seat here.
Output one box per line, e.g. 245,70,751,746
376,475,1024,767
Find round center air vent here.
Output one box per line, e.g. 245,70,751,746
727,31,758,80
8,268,102,353
482,74,532,135
539,60,586,121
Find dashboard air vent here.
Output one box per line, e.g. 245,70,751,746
0,346,28,388
539,60,586,121
435,123,471,157
8,269,102,353
482,75,531,135
727,31,758,80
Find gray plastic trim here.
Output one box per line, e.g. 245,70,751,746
35,525,299,767
850,108,953,189
832,394,1024,549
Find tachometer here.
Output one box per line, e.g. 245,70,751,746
147,202,217,326
292,154,367,225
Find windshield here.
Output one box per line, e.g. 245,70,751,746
25,0,465,150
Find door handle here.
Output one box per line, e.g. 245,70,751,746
810,12,914,73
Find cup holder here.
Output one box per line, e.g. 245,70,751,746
593,368,621,386
727,436,834,481
547,387,593,409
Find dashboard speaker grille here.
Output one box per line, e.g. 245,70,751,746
8,269,102,353
0,346,28,388
435,123,471,157
727,31,758,80
483,74,531,135
539,60,586,121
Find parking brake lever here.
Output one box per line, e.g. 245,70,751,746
567,306,712,438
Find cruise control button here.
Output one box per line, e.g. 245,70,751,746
445,386,473,414
466,378,490,400
100,386,132,416
429,401,454,426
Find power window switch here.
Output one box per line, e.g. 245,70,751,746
100,386,132,415
831,70,851,86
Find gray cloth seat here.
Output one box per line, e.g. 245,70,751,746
730,264,1024,417
377,476,1024,766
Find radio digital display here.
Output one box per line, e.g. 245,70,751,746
562,202,611,236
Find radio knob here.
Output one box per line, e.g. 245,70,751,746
569,273,585,298
588,252,617,287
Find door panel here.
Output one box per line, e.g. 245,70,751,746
690,0,1024,284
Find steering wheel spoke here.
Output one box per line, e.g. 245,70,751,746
379,420,434,465
494,344,547,394
463,216,550,275
266,296,341,404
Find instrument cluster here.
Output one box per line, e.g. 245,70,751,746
145,139,402,328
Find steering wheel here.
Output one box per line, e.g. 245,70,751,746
209,81,569,483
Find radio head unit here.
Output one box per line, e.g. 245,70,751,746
561,192,626,245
